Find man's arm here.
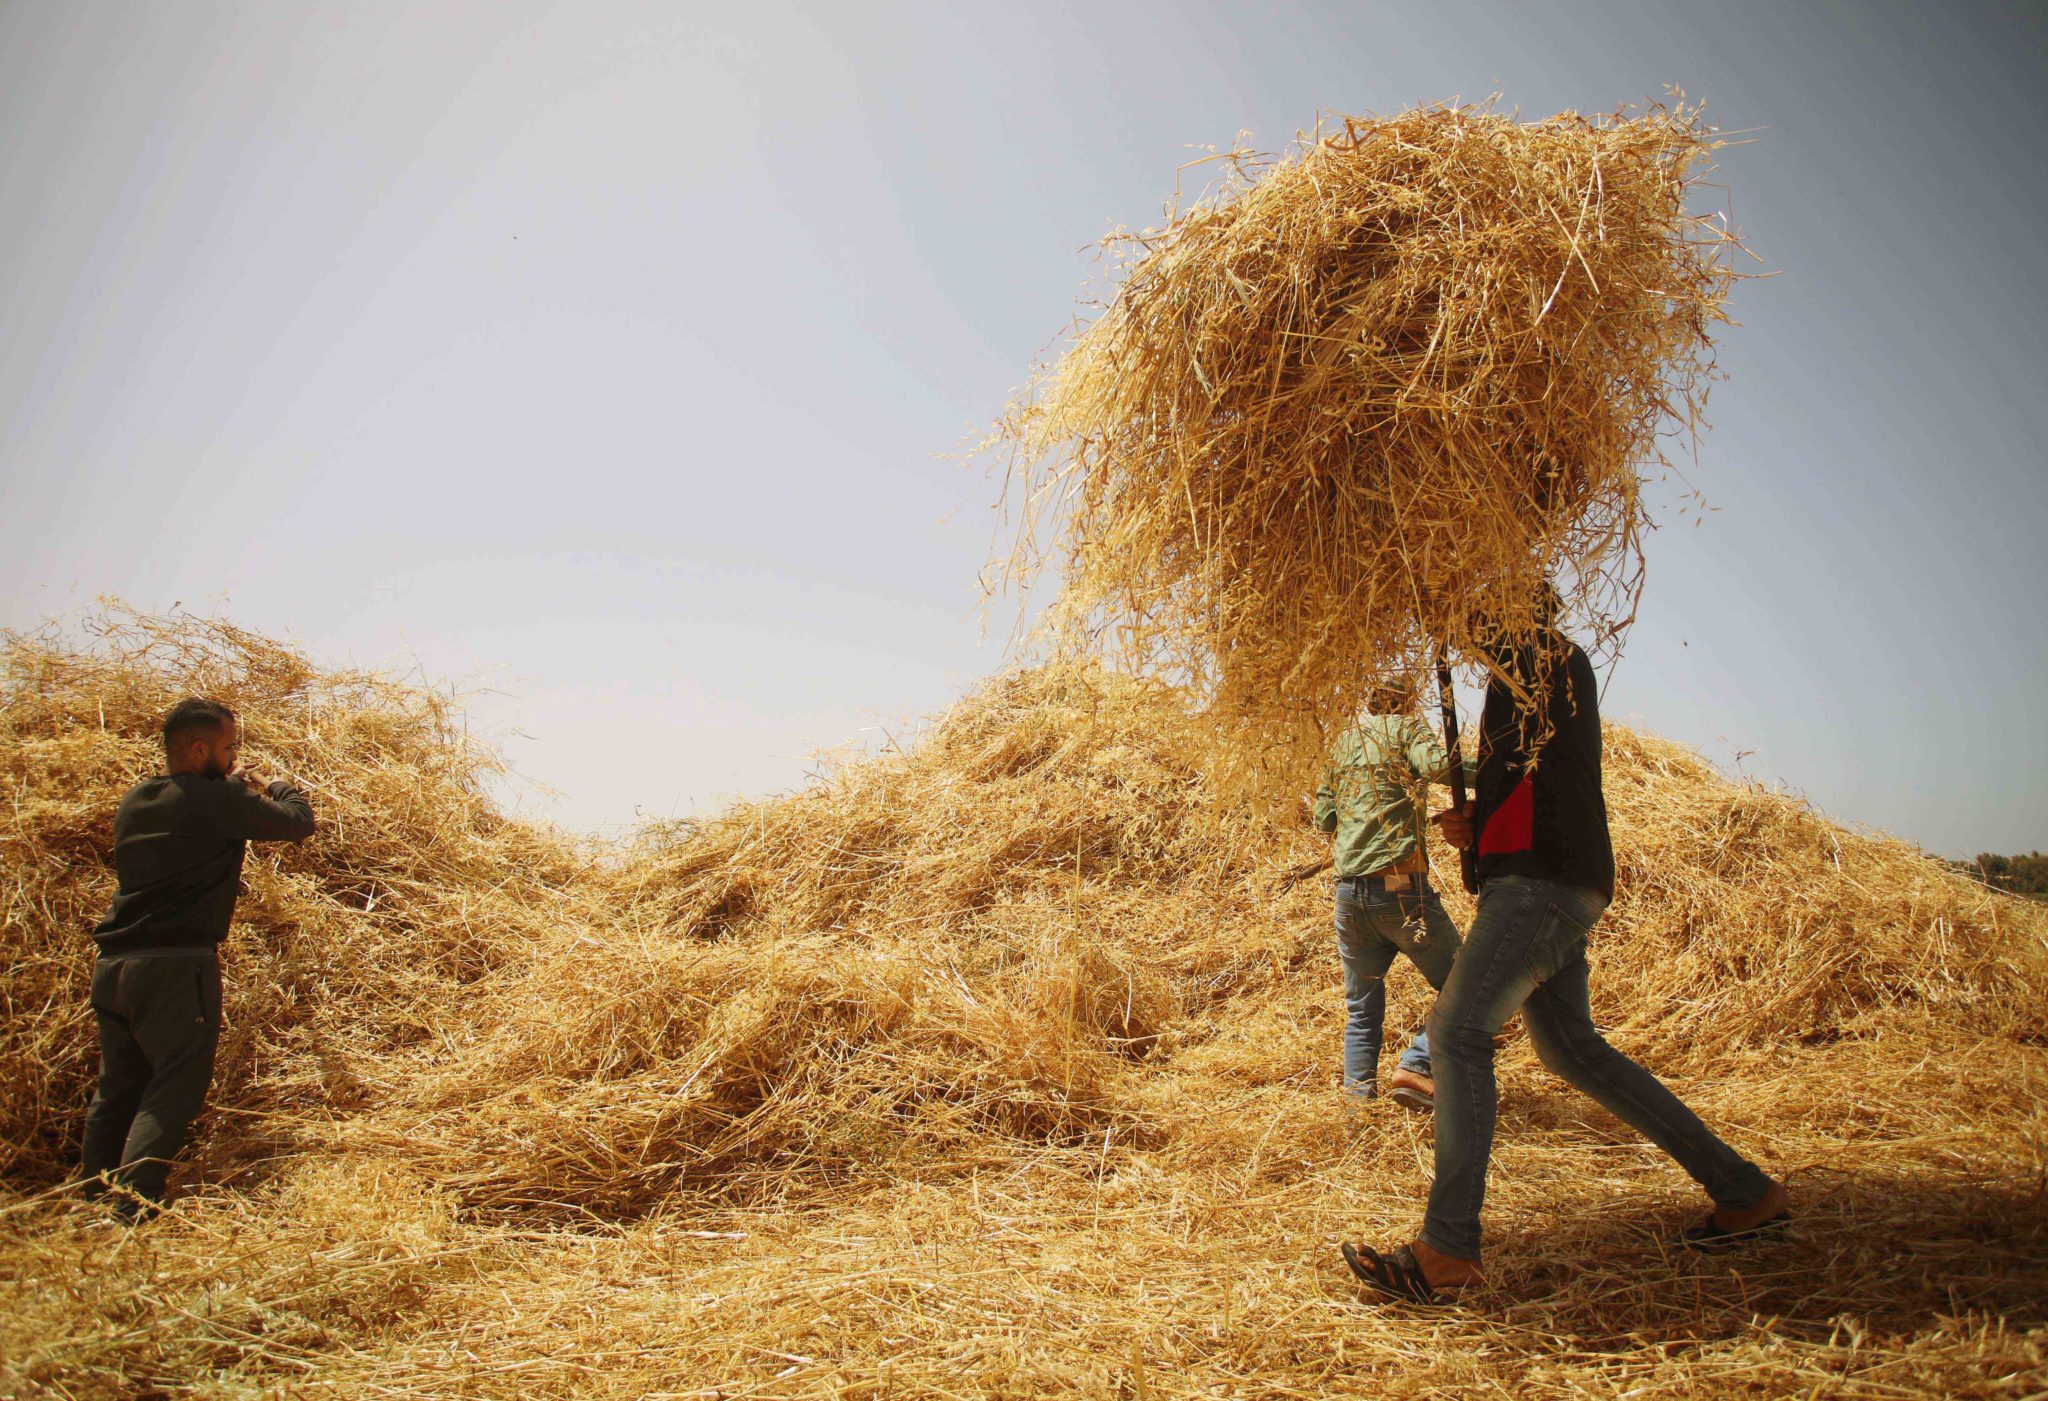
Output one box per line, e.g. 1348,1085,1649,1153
1407,720,1476,789
202,775,317,842
1311,769,1339,833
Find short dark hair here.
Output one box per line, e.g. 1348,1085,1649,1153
1366,678,1418,713
162,698,236,756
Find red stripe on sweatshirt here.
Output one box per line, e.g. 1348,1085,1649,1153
1478,776,1534,856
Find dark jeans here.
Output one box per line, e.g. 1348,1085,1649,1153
1422,875,1772,1262
1333,871,1462,1092
81,951,222,1207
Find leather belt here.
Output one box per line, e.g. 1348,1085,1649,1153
1337,868,1425,894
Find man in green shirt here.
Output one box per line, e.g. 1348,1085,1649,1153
1312,681,1471,1108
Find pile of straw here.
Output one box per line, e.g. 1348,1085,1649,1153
990,101,1739,796
4,611,2044,1398
0,608,588,1181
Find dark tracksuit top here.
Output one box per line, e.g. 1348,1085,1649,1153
1471,639,1616,902
94,773,316,954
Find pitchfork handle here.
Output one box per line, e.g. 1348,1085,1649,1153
1436,656,1479,895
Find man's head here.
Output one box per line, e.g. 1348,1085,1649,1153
162,699,240,779
1365,676,1419,714
1473,577,1571,662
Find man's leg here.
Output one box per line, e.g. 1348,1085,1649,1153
80,960,150,1197
1392,877,1463,1078
1395,1030,1432,1077
1334,883,1399,1096
1521,942,1773,1211
1419,876,1559,1263
114,955,222,1209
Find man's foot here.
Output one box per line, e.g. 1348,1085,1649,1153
1340,1236,1482,1304
1684,1179,1790,1252
1342,1078,1377,1102
108,1188,161,1227
1409,1237,1483,1289
1386,1066,1434,1112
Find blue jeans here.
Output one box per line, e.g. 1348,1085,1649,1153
1421,874,1773,1261
1334,872,1463,1093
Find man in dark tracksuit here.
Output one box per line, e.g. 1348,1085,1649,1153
82,698,315,1217
1341,625,1788,1302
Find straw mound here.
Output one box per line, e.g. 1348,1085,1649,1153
1598,727,2046,1063
0,609,590,1181
4,612,2045,1398
318,674,2043,1224
990,101,1739,801
327,666,1311,1217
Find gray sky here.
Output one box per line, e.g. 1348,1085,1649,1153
4,1,2044,857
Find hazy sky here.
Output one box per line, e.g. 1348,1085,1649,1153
4,1,2044,857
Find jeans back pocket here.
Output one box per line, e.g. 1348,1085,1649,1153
1525,901,1593,985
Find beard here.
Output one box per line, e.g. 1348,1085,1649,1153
201,756,232,781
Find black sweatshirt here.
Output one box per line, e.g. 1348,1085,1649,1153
1472,639,1616,901
93,774,316,955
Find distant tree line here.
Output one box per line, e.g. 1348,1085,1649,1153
1970,851,2048,897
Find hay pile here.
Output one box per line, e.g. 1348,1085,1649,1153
3,611,2045,1398
989,101,1739,798
0,608,589,1182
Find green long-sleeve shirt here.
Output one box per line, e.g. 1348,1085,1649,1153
1312,713,1473,878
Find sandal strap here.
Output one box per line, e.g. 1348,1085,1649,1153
1386,1245,1452,1303
1683,1208,1790,1252
1342,1241,1453,1304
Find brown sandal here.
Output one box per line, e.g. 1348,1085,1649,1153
1684,1180,1790,1253
1340,1242,1462,1305
1683,1207,1789,1252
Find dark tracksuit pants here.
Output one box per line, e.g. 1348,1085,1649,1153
81,951,222,1206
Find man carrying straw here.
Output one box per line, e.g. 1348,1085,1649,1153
1339,604,1789,1304
983,99,1784,1301
80,699,316,1220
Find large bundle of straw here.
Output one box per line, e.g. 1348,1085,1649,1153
992,101,1738,794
